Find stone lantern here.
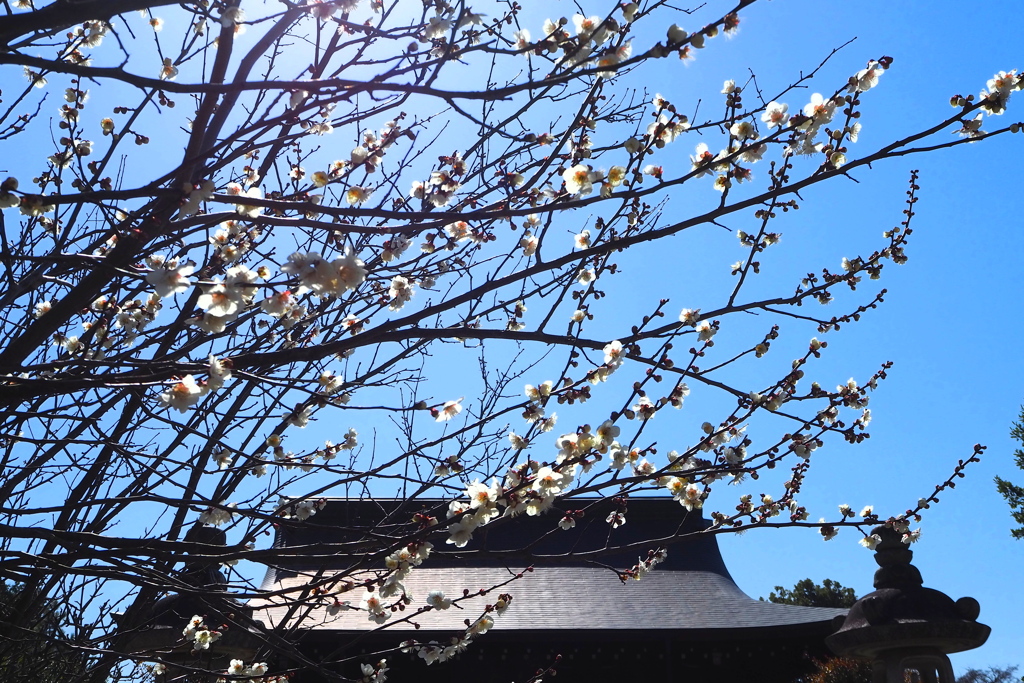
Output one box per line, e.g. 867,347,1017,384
123,525,263,682
826,525,990,683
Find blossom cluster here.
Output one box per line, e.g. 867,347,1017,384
377,540,433,604
182,615,222,652
157,354,232,412
619,548,668,582
445,413,687,547
198,501,238,527
280,497,327,521
224,660,270,678
262,428,358,473
358,659,389,683
38,289,164,363
401,593,511,666
330,540,434,625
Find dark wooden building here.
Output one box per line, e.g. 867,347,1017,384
252,498,846,682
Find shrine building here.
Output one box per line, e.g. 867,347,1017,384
251,497,847,683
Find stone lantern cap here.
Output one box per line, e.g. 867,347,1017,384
826,524,990,659
123,523,263,664
149,524,247,628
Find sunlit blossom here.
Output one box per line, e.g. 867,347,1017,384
435,398,463,422
563,164,597,195
346,186,372,205
513,29,530,51
426,590,452,610
146,257,194,298
851,61,883,93
388,275,414,310
761,101,789,129
159,375,203,412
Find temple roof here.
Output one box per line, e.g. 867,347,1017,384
251,497,846,635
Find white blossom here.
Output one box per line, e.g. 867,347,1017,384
198,501,237,527
159,375,203,412
146,257,194,298
426,590,452,609
761,101,789,129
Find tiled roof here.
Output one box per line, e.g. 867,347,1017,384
252,565,846,633
251,498,846,635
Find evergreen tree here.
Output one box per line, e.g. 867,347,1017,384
0,582,89,683
995,407,1024,539
767,578,858,609
765,579,869,683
